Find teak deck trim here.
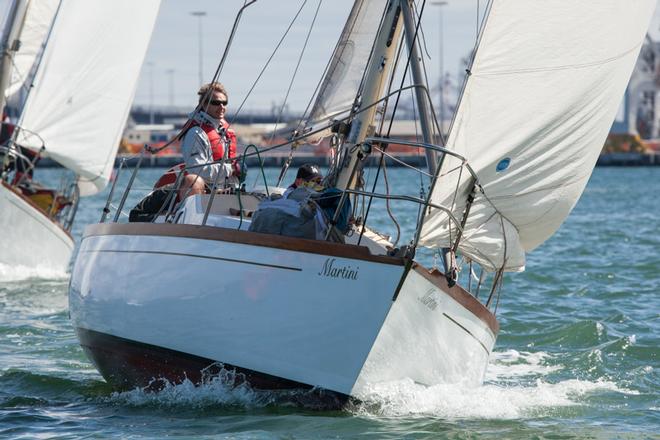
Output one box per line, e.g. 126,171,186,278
84,223,405,266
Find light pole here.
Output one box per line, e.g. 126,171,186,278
190,11,207,85
166,68,175,107
432,1,448,129
147,61,155,124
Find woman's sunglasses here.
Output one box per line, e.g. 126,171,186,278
209,99,228,106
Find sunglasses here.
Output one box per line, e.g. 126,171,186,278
209,99,228,106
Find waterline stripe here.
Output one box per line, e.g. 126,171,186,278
82,249,302,272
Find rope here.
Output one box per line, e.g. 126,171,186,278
272,0,324,187
230,0,309,124
382,161,401,246
269,0,323,145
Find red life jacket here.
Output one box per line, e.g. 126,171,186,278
154,119,237,189
187,119,236,161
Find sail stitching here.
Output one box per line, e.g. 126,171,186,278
474,41,643,77
480,171,589,202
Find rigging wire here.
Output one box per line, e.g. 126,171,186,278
372,146,432,176
269,0,323,146
413,0,432,59
272,0,324,187
238,85,434,158
414,3,442,146
411,0,439,144
289,0,373,138
230,0,309,124
382,157,401,246
145,1,258,156
384,0,428,139
377,0,430,247
201,0,257,114
323,1,389,187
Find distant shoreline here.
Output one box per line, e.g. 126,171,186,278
36,151,660,168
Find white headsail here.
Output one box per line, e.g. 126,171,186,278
16,0,161,195
418,0,657,272
301,0,387,139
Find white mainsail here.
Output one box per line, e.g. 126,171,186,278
16,0,160,195
3,0,59,116
301,0,387,138
418,0,656,272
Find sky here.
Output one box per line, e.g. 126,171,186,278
132,0,488,112
2,0,659,113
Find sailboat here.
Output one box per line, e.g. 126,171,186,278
0,0,160,272
68,0,655,404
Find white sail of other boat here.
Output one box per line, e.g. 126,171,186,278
15,0,160,195
3,0,59,116
418,0,657,272
0,0,160,273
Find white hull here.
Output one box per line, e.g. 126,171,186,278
69,223,497,398
352,266,496,396
0,182,74,272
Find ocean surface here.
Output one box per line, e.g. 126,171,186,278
0,166,658,439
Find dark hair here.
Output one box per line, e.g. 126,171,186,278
296,163,322,181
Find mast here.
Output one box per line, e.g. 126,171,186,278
0,0,29,116
334,0,404,190
399,0,438,173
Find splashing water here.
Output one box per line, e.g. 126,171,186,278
92,350,639,420
0,263,68,282
0,168,658,438
353,376,633,419
104,365,345,411
350,349,638,419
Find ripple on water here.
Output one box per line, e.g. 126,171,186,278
0,168,658,437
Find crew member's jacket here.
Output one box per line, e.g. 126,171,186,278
180,111,236,184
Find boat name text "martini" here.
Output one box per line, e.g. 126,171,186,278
318,258,359,280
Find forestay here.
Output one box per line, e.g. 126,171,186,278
418,0,656,272
302,0,387,139
16,0,160,195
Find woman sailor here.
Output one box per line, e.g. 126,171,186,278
178,81,242,200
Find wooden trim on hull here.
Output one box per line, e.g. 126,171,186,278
0,180,73,241
412,263,499,335
76,327,350,408
84,223,405,266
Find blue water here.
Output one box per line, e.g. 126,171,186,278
1,167,658,439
